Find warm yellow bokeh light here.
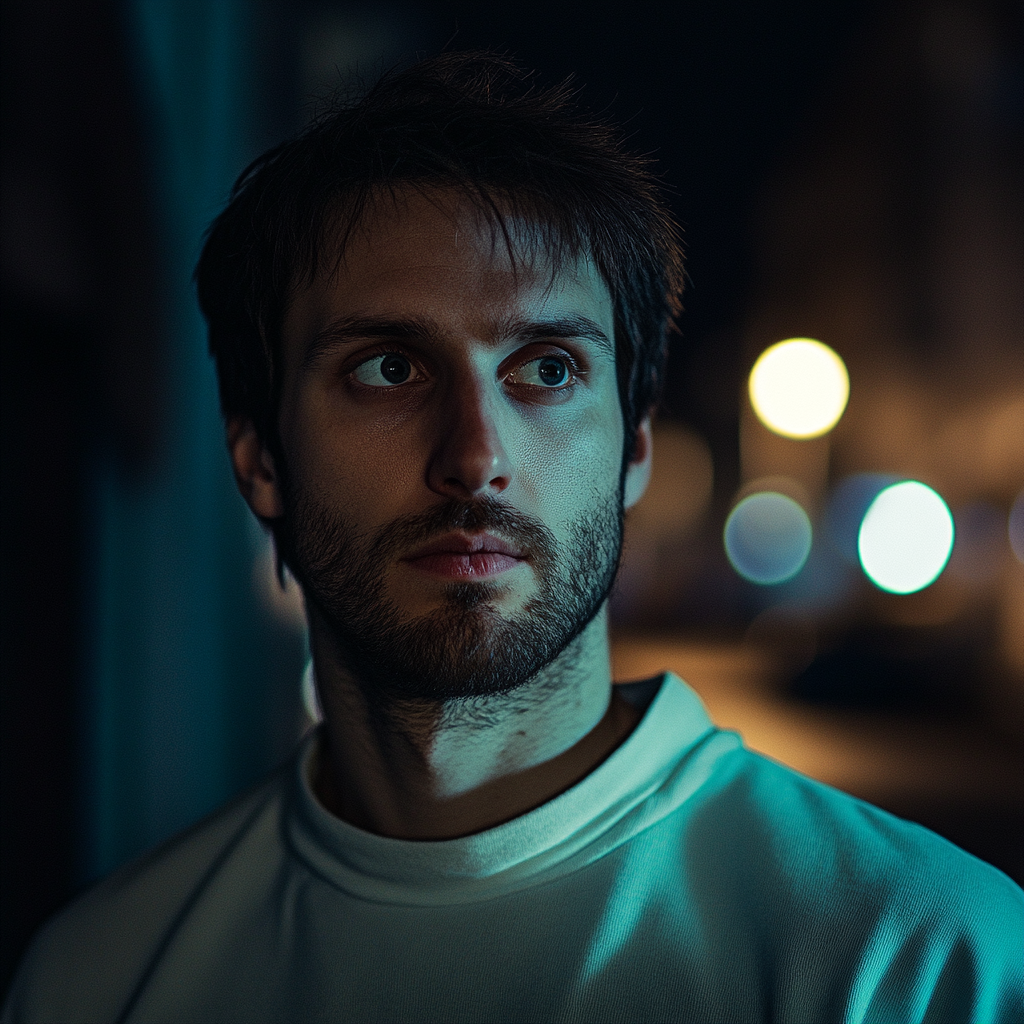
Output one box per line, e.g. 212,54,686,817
749,338,850,438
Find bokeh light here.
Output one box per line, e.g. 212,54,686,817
858,481,954,594
724,492,813,585
749,338,850,438
1010,489,1024,565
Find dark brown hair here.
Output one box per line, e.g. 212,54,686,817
196,51,684,475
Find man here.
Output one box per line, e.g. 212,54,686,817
3,52,1022,1024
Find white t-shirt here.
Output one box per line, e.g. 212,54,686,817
4,674,1022,1023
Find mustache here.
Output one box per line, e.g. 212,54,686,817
369,496,557,564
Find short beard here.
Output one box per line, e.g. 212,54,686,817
280,488,624,709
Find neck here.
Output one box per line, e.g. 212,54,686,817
309,608,641,840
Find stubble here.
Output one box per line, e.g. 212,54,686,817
280,489,624,711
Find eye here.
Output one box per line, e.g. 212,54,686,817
351,352,421,387
512,355,575,389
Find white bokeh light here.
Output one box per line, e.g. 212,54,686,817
858,481,954,594
749,338,850,439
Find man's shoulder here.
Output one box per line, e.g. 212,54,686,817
657,736,1023,1020
3,760,293,1023
644,676,1021,919
693,739,1023,930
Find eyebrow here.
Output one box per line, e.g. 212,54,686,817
302,313,614,369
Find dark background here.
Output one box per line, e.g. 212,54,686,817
2,0,1022,996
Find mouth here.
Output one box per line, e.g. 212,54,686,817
402,532,528,579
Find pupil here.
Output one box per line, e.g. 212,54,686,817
380,355,410,384
538,358,567,386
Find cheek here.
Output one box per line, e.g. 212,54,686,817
283,398,428,514
515,404,624,512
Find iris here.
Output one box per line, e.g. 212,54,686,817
380,354,412,384
537,357,569,387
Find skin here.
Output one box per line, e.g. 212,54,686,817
228,188,653,840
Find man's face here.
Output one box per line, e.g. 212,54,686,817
272,188,637,703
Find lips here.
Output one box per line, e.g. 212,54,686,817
402,532,527,578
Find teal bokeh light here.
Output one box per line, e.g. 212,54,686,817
724,492,813,585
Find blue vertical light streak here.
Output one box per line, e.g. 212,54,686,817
82,0,265,883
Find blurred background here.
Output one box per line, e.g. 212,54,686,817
1,0,1022,993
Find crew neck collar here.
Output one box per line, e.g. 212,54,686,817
286,673,722,905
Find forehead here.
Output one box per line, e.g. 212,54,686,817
282,188,614,351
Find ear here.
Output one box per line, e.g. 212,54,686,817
623,416,653,510
227,416,285,519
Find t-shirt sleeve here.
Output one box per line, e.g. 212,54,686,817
1,775,287,1024
819,809,1024,1024
734,751,1024,1024
853,870,1024,1024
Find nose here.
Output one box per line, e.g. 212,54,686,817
427,378,512,499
